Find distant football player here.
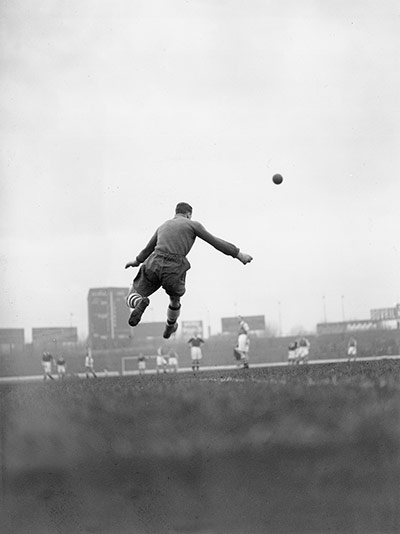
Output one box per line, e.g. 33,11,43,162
287,340,298,365
168,349,179,373
85,348,97,378
41,351,54,380
125,202,252,339
137,353,147,375
297,337,310,364
236,316,250,369
347,337,357,361
56,355,66,380
156,346,168,374
188,333,205,372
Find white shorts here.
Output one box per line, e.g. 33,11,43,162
297,347,309,359
348,347,357,357
42,362,52,374
57,365,66,374
191,347,202,361
138,361,146,370
288,350,296,361
169,357,178,367
156,356,167,366
238,334,249,353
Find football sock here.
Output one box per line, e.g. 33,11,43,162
167,304,181,324
127,293,143,309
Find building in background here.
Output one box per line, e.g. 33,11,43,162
0,328,25,355
221,315,266,336
316,320,379,335
181,320,204,339
88,288,131,350
370,304,400,329
317,303,400,335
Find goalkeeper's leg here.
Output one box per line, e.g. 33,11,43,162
163,296,181,339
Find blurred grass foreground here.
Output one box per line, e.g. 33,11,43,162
1,360,400,534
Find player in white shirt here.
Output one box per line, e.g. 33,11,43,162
296,337,310,364
156,346,168,374
236,316,250,369
347,337,357,361
168,349,179,373
85,348,97,378
41,352,55,380
56,355,66,380
137,354,147,375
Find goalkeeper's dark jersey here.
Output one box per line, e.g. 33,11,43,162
135,214,239,263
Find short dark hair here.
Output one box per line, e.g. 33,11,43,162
175,202,193,214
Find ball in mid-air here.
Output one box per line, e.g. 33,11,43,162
272,173,283,185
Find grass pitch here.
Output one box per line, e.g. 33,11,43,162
1,360,400,534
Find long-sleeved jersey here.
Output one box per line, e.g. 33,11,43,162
135,214,240,264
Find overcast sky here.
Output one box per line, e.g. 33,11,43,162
1,0,399,341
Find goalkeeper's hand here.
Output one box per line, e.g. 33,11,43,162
236,251,253,265
125,259,140,269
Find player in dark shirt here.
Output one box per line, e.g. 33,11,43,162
125,202,252,339
288,340,298,365
188,333,205,372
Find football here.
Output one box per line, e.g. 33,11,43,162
272,173,283,185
